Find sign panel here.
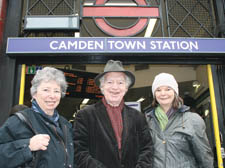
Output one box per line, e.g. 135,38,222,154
25,67,102,99
6,37,225,54
62,69,103,99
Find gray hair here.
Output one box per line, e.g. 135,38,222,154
99,72,132,92
30,67,68,98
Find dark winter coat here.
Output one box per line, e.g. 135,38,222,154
0,108,74,168
145,105,213,168
73,100,153,168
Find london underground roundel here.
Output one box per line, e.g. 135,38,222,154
82,0,159,37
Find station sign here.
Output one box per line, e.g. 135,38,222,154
6,37,225,55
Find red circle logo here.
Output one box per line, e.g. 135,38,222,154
83,0,159,36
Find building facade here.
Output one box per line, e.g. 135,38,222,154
0,0,225,167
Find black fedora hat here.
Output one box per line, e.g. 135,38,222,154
94,60,135,88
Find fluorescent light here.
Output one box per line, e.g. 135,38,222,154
105,2,137,6
84,2,94,6
75,32,80,37
137,97,145,102
84,1,137,6
204,109,209,117
192,80,201,88
73,112,76,117
82,98,89,104
24,16,80,30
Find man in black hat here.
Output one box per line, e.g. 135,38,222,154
73,60,153,168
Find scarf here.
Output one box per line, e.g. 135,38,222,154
102,97,124,155
155,105,168,131
32,99,60,127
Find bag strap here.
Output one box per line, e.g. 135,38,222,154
14,112,38,134
14,111,40,168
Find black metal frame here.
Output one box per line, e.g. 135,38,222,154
213,0,225,37
211,65,225,165
0,0,24,125
165,0,215,37
26,0,76,15
22,0,217,38
23,0,77,37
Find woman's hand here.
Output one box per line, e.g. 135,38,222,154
29,134,50,151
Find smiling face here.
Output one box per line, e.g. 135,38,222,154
101,72,128,107
33,80,61,116
155,86,175,111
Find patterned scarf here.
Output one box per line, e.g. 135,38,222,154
32,99,59,126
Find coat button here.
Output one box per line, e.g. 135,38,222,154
162,140,166,144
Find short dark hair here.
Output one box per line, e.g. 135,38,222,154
151,93,184,109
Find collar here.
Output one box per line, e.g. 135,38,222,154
32,99,60,126
145,105,190,118
102,97,124,109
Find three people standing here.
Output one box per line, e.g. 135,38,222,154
0,62,214,168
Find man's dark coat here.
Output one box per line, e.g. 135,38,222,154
74,100,153,168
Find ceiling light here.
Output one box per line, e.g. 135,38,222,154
69,119,74,123
204,109,209,117
82,98,89,105
137,97,145,102
73,112,76,118
192,80,201,88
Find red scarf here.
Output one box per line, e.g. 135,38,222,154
102,97,124,153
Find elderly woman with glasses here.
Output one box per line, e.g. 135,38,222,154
0,67,74,168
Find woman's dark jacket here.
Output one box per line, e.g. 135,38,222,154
73,100,153,168
0,108,74,168
145,105,213,168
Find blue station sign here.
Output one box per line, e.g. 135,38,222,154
6,37,225,55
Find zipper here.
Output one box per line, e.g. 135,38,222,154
151,116,167,168
51,124,69,167
164,133,167,168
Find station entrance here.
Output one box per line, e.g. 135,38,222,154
5,36,225,168
20,63,218,167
